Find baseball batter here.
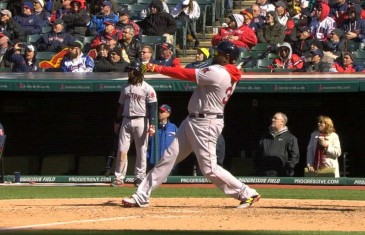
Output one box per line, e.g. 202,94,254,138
112,61,157,187
122,41,260,208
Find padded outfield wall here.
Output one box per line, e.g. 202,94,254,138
0,72,365,178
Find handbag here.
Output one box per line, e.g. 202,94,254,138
304,167,336,177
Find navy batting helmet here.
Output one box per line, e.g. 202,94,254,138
126,60,143,75
215,41,240,61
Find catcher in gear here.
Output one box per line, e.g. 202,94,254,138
122,41,261,208
111,60,157,187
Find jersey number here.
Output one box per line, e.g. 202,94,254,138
222,86,234,104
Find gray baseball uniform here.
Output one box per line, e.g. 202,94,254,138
130,64,259,206
114,80,157,182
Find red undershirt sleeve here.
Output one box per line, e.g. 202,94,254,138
156,66,197,82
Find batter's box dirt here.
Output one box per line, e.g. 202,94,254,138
0,198,364,232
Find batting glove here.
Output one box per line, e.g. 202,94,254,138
141,63,157,74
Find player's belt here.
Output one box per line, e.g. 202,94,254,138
126,116,144,119
189,113,224,119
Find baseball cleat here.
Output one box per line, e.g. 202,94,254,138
122,197,149,208
110,180,124,187
237,195,261,209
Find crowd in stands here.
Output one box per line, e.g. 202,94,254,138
1,0,365,73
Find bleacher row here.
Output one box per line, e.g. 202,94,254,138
236,42,365,72
0,0,224,71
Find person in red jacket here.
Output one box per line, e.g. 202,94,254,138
90,20,122,49
269,42,303,70
329,52,365,72
211,13,257,51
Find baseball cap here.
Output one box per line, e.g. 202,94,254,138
53,18,64,26
275,1,286,8
331,28,343,38
300,26,311,33
37,0,45,8
159,104,171,113
197,47,209,59
119,9,129,16
68,40,84,49
110,47,122,56
23,2,34,10
240,9,253,19
102,1,112,7
104,20,115,26
26,44,36,52
311,49,323,58
0,9,12,18
160,42,173,52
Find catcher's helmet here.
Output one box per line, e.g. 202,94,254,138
215,41,240,61
126,60,143,75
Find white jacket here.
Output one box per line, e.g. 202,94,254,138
306,130,342,177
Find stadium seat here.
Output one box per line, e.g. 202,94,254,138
26,34,42,43
41,26,52,34
127,4,148,20
141,35,166,58
353,50,365,59
256,58,272,68
251,42,269,51
267,52,278,59
175,20,188,57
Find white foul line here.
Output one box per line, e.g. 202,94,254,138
0,215,190,231
0,216,140,231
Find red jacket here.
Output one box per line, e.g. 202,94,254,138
269,54,303,69
330,63,365,72
211,25,258,49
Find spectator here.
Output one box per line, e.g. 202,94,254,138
240,8,262,32
0,9,25,42
90,20,122,49
185,47,211,68
139,0,170,21
298,49,331,72
118,25,142,63
306,115,341,177
115,9,141,40
139,0,176,45
139,44,154,64
14,2,43,36
147,104,178,168
269,42,304,70
274,1,295,37
256,112,300,177
170,0,201,49
94,43,110,63
10,43,41,72
256,0,275,18
62,0,90,36
153,42,181,67
212,14,257,51
94,46,129,72
33,0,51,25
310,3,336,42
257,11,285,45
341,5,365,42
0,34,12,68
50,0,72,22
36,18,74,52
60,40,94,72
88,1,118,36
292,26,319,61
322,28,354,64
89,0,118,15
288,8,312,42
251,3,265,25
329,0,348,24
329,51,365,72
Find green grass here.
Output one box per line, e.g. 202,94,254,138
0,186,365,200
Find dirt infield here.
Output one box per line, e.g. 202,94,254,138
1,196,365,232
